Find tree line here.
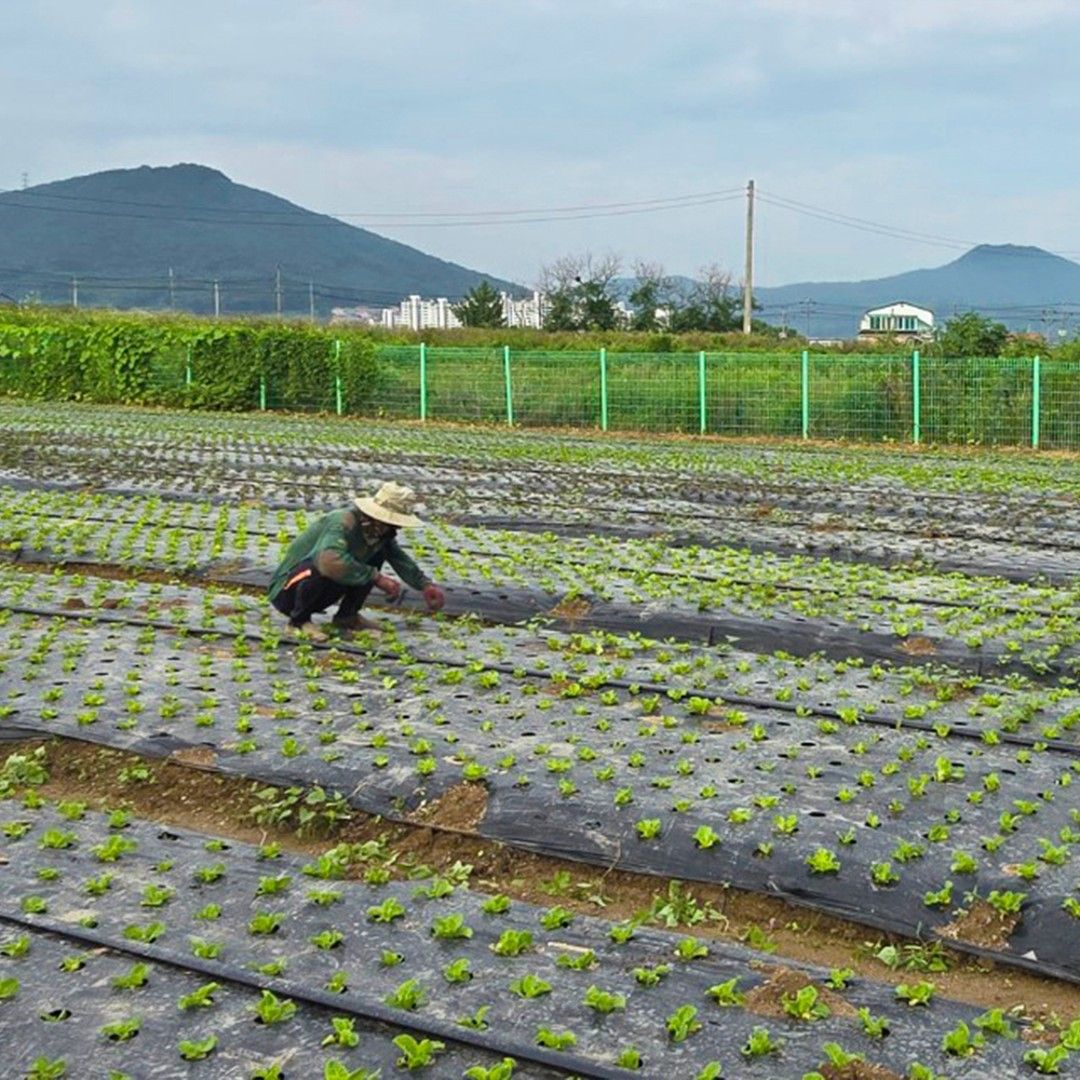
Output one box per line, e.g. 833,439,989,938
454,254,765,334
453,253,1071,357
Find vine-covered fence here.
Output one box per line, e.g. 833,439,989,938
0,315,1076,447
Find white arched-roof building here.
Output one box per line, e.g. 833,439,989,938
858,301,934,341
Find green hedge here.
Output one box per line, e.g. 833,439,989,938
0,311,376,411
0,310,1076,448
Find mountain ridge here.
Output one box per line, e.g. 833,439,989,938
2,164,1079,335
0,163,522,315
755,243,1080,337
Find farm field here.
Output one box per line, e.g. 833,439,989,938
0,399,1078,1079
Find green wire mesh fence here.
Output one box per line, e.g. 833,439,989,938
2,333,1078,448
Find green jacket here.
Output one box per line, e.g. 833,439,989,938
268,507,429,600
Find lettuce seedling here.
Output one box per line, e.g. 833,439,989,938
178,982,220,1010
393,1034,444,1070
178,1035,217,1061
101,1017,140,1042
491,930,532,957
27,1059,67,1080
443,958,472,983
510,973,552,999
942,1021,985,1057
386,979,426,1011
431,914,473,940
458,1006,490,1031
253,990,296,1025
705,977,745,1007
1023,1047,1069,1075
112,963,149,990
781,985,829,1021
675,937,709,961
666,1004,701,1042
311,929,344,950
583,985,626,1013
366,897,406,923
633,963,671,987
464,1059,515,1080
535,1027,576,1050
857,1007,889,1038
805,847,841,874
895,981,935,1006
973,1008,1015,1038
321,1016,360,1048
741,1026,780,1057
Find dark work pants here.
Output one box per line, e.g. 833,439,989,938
271,558,377,627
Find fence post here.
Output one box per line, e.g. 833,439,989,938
912,349,921,445
333,340,343,415
259,374,267,411
800,349,810,440
503,344,514,425
599,348,609,431
418,343,428,421
698,351,707,434
1032,355,1041,449
185,344,192,388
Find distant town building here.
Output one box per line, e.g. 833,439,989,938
378,288,638,331
501,290,546,328
329,306,380,325
381,295,462,331
613,301,635,328
380,290,548,330
858,302,934,341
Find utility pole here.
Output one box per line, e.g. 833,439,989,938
742,178,755,335
168,267,175,311
71,277,78,309
213,279,220,318
275,266,283,320
309,279,315,323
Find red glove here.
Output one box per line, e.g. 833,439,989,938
372,573,401,600
423,583,445,612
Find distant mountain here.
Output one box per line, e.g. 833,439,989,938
0,164,522,316
755,245,1080,339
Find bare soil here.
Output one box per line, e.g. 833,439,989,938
941,899,1021,951
6,735,1079,1025
897,636,938,657
166,745,219,769
821,1062,903,1080
408,781,489,831
548,595,592,621
744,965,856,1020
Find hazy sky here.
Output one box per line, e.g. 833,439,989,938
6,0,1080,287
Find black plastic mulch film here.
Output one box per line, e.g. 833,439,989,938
2,414,1079,585
3,494,1078,681
0,924,561,1079
0,806,1063,1079
1,571,1078,986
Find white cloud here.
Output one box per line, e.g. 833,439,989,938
4,1,1080,285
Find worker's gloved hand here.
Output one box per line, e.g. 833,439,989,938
372,573,402,601
423,583,445,612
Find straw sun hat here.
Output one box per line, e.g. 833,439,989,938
354,481,424,528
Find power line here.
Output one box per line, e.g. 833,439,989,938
0,190,745,229
4,170,1077,258
756,189,1080,259
5,185,746,220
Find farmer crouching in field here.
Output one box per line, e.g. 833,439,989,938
269,481,445,641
